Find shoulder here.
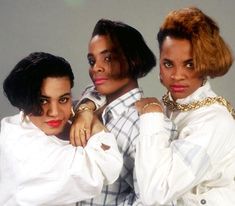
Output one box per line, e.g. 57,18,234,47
184,103,235,135
195,103,233,123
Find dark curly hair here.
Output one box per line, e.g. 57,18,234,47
3,52,74,115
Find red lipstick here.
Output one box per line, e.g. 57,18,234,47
47,120,62,128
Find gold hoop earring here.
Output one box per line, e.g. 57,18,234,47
201,77,207,86
71,107,75,117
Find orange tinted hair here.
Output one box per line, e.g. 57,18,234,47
157,7,233,78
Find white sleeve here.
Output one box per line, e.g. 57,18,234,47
135,112,210,205
15,131,122,205
74,84,106,110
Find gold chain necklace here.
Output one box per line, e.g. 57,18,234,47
162,93,235,119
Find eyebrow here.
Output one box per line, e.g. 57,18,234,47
40,92,71,99
184,59,193,63
162,58,193,63
87,49,118,58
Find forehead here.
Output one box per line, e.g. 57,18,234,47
161,36,192,59
41,77,71,97
88,35,115,54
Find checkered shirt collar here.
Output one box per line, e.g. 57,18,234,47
102,88,143,123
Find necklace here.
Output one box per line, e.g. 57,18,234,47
162,93,235,119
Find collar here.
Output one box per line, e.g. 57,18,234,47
102,88,143,123
162,82,235,118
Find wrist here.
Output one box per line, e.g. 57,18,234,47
76,103,94,114
141,102,163,114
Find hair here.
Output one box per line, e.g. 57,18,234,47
157,7,233,78
3,52,74,115
91,19,156,79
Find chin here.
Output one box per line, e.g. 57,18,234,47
45,128,63,136
95,88,110,96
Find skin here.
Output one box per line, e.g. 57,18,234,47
29,77,72,136
136,36,204,113
70,34,139,147
88,35,138,104
159,36,203,101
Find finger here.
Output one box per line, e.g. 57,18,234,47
69,127,76,146
85,129,91,141
74,130,82,147
80,129,87,147
84,124,91,140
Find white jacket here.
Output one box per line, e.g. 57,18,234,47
0,112,123,206
135,82,235,206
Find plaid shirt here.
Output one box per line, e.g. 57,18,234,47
77,88,144,206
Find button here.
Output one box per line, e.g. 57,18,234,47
200,199,206,204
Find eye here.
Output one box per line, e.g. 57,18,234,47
40,98,48,105
59,97,70,104
163,61,173,68
185,61,194,69
104,54,112,63
88,57,95,66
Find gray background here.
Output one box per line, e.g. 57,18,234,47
0,0,234,119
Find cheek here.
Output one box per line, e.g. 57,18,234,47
111,62,128,79
62,103,72,119
88,68,93,78
159,67,169,81
39,105,47,116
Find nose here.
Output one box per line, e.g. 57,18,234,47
171,67,185,80
92,61,105,73
47,102,60,117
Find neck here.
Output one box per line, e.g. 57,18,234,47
107,80,138,104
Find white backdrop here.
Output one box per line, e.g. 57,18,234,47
0,0,234,119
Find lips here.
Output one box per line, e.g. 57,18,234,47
170,85,187,92
93,77,108,85
47,120,62,128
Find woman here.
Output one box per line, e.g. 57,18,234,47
135,7,235,206
0,52,122,205
70,19,156,205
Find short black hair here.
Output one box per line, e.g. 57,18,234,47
92,19,156,79
3,52,74,115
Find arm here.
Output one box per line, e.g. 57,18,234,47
135,105,232,205
70,100,96,147
70,85,106,146
15,131,122,205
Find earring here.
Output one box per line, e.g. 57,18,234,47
201,77,207,86
71,107,75,117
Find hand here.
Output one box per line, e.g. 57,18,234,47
70,110,94,147
91,115,107,135
135,97,163,114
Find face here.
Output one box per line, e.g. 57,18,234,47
160,36,203,100
29,77,72,136
88,35,137,103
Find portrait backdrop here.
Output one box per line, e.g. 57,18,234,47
0,0,234,119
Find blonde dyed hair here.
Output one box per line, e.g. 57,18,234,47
157,7,233,78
